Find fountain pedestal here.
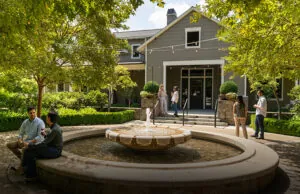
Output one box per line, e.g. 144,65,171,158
106,126,191,150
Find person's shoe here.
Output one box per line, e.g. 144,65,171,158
250,134,258,138
257,136,264,139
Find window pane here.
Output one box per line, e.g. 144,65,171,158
65,83,70,92
206,69,212,76
187,31,199,47
132,45,140,58
190,69,204,76
182,69,188,76
57,83,64,92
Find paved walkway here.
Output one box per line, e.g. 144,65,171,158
1,122,300,194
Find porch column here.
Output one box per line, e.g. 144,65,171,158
163,64,167,90
221,64,224,84
145,44,148,84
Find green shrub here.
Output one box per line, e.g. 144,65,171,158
43,91,107,110
289,85,300,116
140,91,154,98
83,90,107,107
250,114,300,137
220,81,238,94
0,89,36,112
0,109,135,132
225,92,237,101
143,81,159,94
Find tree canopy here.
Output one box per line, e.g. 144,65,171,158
0,0,161,116
202,0,300,87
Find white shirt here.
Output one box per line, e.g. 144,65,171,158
256,96,267,117
171,91,179,103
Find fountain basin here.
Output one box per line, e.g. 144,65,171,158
36,126,279,194
105,126,191,150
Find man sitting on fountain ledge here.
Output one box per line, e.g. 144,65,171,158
22,111,63,181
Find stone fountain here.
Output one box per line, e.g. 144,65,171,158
105,108,191,150
34,108,280,194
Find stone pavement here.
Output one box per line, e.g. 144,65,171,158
1,122,300,194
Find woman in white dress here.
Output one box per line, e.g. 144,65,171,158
158,84,168,116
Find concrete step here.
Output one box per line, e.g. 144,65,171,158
154,116,221,122
152,119,228,126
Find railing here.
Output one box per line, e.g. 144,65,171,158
182,98,189,126
152,100,160,125
214,98,219,128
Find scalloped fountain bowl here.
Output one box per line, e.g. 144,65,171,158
105,126,191,150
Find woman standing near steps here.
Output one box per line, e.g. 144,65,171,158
233,96,248,139
158,84,168,116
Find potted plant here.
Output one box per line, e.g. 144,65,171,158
219,81,238,100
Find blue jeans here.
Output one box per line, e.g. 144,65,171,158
172,102,178,115
22,144,61,178
255,114,265,138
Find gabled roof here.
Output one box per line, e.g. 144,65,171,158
137,7,220,52
114,29,161,39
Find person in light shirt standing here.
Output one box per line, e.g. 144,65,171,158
251,90,267,139
171,86,179,117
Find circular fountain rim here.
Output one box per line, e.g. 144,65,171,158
36,126,279,193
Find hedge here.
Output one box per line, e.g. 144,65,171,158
250,114,300,137
0,109,135,132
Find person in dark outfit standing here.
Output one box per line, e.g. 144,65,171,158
233,96,248,139
22,111,63,180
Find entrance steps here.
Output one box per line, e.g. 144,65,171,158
152,114,228,126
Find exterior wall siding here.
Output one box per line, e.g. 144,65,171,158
146,11,230,109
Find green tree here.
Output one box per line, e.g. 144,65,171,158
0,0,162,116
106,65,137,111
201,0,300,118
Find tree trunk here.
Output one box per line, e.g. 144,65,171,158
108,86,112,112
37,81,44,118
273,89,281,120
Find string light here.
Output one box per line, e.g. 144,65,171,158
54,37,224,55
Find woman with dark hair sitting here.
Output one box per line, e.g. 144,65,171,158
22,111,63,181
233,96,248,139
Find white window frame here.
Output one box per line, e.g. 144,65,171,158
131,44,141,59
185,27,201,49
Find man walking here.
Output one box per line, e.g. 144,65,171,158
251,90,267,139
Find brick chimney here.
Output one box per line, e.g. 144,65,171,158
167,8,177,25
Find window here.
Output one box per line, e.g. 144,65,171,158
185,27,201,48
57,83,64,92
131,44,140,59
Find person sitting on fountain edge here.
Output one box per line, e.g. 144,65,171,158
22,111,63,181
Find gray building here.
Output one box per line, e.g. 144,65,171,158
115,7,296,110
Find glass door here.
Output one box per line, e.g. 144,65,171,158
190,78,204,109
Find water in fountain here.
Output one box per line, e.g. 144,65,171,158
144,108,152,131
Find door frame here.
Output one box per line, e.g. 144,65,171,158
163,59,225,109
180,68,214,109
